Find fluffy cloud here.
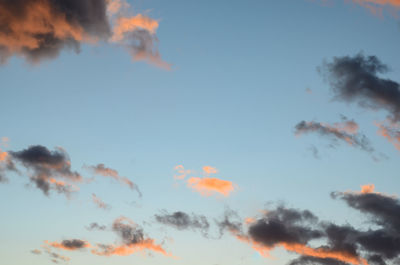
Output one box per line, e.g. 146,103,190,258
9,145,82,196
0,0,169,68
219,186,400,265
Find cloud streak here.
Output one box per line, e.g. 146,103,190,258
295,117,374,153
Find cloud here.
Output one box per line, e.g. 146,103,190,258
86,163,141,197
31,249,42,255
351,0,400,16
173,165,191,180
174,165,237,197
203,166,218,175
86,222,107,231
92,193,111,210
295,117,374,153
375,118,400,151
155,210,210,236
45,239,91,251
91,216,172,257
187,177,236,197
9,145,82,196
220,186,400,265
0,0,110,63
0,0,169,68
319,53,400,121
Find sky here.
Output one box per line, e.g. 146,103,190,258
0,0,400,265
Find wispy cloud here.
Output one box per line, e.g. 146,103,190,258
86,163,141,197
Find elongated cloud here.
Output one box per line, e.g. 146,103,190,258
45,239,91,251
9,145,82,196
0,0,169,68
320,53,400,121
155,210,210,236
203,166,218,175
295,117,373,153
87,163,141,197
92,216,171,257
219,186,400,265
351,0,400,15
92,194,111,210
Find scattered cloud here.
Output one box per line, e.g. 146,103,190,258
91,216,172,257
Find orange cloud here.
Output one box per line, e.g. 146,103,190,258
203,166,218,175
173,165,191,180
107,0,130,15
361,184,375,194
91,240,171,257
0,150,8,162
187,177,235,197
235,234,367,265
111,15,159,42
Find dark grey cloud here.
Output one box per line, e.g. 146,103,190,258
288,256,348,265
59,239,88,250
86,222,107,231
155,210,210,236
248,207,322,248
9,145,82,196
0,0,110,63
320,53,400,121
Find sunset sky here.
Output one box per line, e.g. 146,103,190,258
1,1,400,265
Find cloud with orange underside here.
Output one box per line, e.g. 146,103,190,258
203,166,218,175
45,239,91,251
173,165,191,180
91,239,172,257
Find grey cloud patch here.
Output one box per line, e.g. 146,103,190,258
320,53,400,121
59,239,87,250
248,207,322,247
9,145,81,196
155,210,210,236
86,222,107,231
288,256,348,265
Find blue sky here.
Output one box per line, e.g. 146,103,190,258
0,1,400,265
